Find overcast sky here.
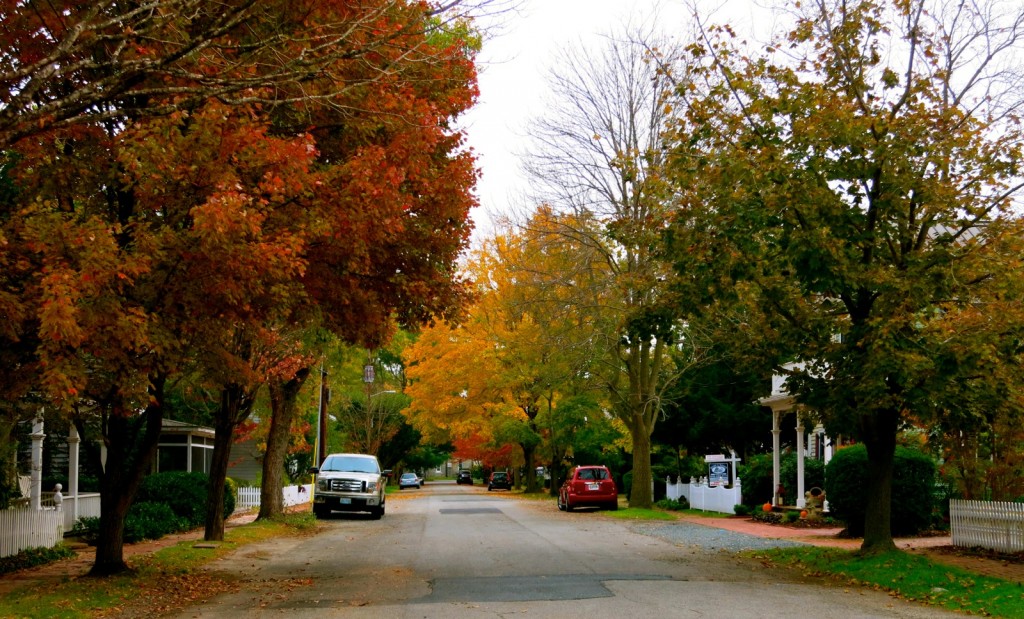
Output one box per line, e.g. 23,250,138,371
458,1,767,244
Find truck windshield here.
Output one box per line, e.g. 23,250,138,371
320,456,380,474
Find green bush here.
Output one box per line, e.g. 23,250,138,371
0,544,77,576
654,497,690,511
733,504,751,516
135,471,235,528
824,444,937,536
224,477,236,518
124,501,185,542
738,452,774,505
136,471,208,527
69,516,100,544
784,510,800,523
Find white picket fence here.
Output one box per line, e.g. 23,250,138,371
236,484,312,510
1,485,311,559
0,506,65,558
666,476,743,514
950,499,1024,553
1,493,102,559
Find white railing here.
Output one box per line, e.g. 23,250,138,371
36,492,102,532
236,484,312,510
0,506,64,559
951,499,1024,553
666,476,743,514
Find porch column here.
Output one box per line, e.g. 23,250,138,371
771,409,781,505
795,413,805,508
68,426,80,521
30,414,45,511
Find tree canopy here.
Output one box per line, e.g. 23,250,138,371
666,0,1024,552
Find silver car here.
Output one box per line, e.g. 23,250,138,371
310,453,390,519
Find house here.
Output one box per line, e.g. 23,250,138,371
758,362,835,508
155,419,215,474
156,419,262,481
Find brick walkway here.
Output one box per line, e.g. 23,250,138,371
677,513,1024,583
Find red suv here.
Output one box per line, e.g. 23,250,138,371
558,465,618,511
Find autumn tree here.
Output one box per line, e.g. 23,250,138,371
519,26,704,508
668,0,1024,553
0,0,483,573
0,0,513,148
404,240,560,491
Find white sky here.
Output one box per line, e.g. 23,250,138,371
459,0,767,244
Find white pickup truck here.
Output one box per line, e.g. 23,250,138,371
310,453,390,519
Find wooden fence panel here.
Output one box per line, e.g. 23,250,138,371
950,499,1024,553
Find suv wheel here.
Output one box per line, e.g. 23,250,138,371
372,503,385,519
313,505,329,519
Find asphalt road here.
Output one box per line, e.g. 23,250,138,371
176,481,961,618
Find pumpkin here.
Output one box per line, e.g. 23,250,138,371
800,510,808,519
762,502,773,512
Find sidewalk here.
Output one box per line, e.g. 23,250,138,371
676,513,1024,583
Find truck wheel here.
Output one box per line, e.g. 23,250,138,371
313,505,328,519
372,503,385,519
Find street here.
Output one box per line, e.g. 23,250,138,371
177,481,961,618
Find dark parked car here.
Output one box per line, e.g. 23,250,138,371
456,470,473,485
487,471,512,491
558,465,618,511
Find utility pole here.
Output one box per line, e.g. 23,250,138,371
317,367,329,465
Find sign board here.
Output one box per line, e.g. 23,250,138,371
708,462,730,487
363,365,375,384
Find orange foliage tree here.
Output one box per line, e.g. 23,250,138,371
0,0,480,573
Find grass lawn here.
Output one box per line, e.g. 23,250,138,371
758,546,1024,618
0,512,317,619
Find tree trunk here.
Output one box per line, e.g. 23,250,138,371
259,367,310,520
204,409,233,542
858,409,899,555
89,377,166,575
629,419,653,508
522,441,538,492
205,384,255,542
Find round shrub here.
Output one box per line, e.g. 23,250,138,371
824,444,936,536
136,471,208,527
135,471,235,528
654,497,690,511
124,501,185,542
224,477,237,519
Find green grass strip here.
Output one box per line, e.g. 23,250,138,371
759,546,1024,618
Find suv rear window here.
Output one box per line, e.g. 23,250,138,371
577,468,609,481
